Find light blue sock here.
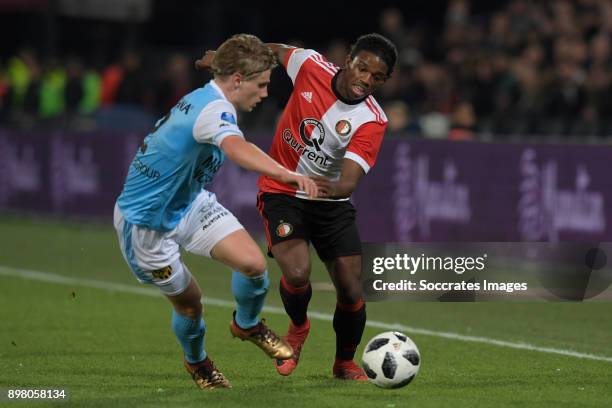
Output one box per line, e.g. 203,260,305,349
171,310,206,364
232,270,269,329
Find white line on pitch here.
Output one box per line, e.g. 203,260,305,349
1,265,611,364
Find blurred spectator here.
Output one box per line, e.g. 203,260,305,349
588,33,610,67
543,61,586,135
324,40,348,67
114,50,147,106
100,50,144,107
379,7,422,68
446,0,470,26
385,100,419,135
7,50,33,107
80,66,101,115
448,101,476,140
465,57,498,132
39,58,66,119
18,54,42,125
65,57,84,115
420,112,450,139
379,8,410,55
100,61,122,107
416,63,457,115
155,53,194,115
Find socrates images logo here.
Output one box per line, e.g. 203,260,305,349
276,222,293,238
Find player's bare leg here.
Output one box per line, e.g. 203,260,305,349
326,255,368,381
211,229,293,360
270,239,313,375
167,273,231,389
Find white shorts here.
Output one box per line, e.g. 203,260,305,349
113,191,244,296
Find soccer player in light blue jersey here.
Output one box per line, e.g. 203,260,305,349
113,34,318,389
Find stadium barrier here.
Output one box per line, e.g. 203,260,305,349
0,128,610,242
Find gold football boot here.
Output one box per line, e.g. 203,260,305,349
229,312,294,360
184,358,232,389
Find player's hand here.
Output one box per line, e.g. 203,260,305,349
312,176,338,199
281,171,319,198
195,50,216,70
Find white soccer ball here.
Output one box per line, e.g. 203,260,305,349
361,331,420,389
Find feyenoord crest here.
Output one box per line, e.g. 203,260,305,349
335,119,352,136
276,222,293,238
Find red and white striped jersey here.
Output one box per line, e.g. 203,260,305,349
258,48,388,201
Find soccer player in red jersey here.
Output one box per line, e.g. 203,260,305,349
257,34,397,380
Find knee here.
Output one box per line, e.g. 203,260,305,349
283,264,310,287
236,252,267,277
173,284,203,319
176,302,202,320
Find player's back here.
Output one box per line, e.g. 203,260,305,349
117,84,227,231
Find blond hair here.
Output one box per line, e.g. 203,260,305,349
211,34,277,79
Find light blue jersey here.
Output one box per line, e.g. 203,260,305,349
117,80,244,231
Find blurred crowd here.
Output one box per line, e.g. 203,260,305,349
2,0,612,142
0,48,205,131
376,0,612,141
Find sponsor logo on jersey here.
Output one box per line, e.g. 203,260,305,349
194,154,224,184
220,112,237,125
282,129,331,167
151,265,173,280
276,222,293,237
133,158,160,179
335,119,352,136
300,91,313,103
299,118,325,152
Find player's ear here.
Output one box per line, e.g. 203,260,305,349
344,54,352,69
230,73,242,89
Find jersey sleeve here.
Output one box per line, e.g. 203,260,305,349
192,99,244,146
344,121,387,174
285,48,319,83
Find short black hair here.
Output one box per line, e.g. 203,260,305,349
349,33,398,76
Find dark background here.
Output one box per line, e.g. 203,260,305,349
0,0,504,61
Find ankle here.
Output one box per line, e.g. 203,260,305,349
290,318,310,331
186,357,212,370
232,311,260,331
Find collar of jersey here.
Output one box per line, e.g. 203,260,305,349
331,70,368,106
209,80,230,101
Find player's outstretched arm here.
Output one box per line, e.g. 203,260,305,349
220,135,318,198
264,43,296,66
313,159,365,199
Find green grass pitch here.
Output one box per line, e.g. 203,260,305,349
0,216,611,407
